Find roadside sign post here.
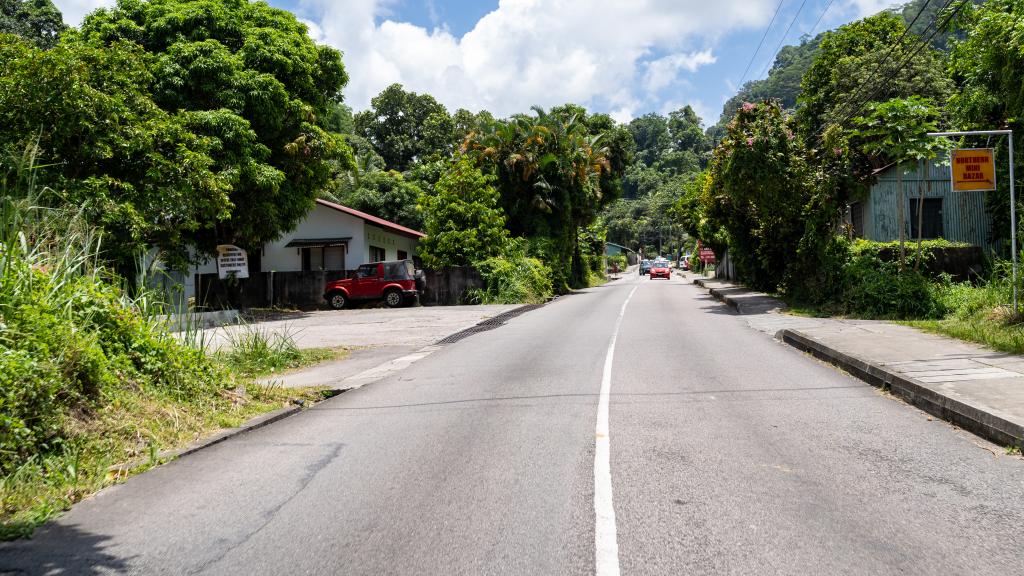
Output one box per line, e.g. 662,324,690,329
216,245,250,280
928,130,1016,314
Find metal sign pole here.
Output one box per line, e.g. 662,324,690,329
1010,131,1018,314
928,129,1015,313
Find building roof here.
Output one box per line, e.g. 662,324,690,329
285,237,352,248
605,241,635,252
315,199,426,239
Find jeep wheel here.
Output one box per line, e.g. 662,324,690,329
384,289,403,308
328,292,347,310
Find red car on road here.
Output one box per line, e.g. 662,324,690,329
324,260,424,309
649,260,671,279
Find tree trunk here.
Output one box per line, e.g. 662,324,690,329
897,162,906,271
915,159,928,272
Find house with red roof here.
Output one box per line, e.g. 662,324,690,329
259,198,424,273
180,199,425,305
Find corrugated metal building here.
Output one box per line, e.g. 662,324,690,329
850,158,993,249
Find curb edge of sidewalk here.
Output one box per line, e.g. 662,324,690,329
691,276,786,315
776,328,1024,447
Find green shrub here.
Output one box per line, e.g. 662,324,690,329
840,251,944,318
607,254,627,272
470,253,553,304
0,160,225,474
217,322,306,377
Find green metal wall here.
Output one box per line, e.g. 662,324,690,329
864,159,993,249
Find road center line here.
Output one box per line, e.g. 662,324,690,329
594,283,638,576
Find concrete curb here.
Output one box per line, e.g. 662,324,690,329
777,328,1024,447
691,277,786,314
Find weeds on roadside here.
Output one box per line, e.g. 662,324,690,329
214,322,337,377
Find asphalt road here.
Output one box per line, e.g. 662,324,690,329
4,273,1024,575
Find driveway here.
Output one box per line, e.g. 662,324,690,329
202,305,521,351
202,305,522,389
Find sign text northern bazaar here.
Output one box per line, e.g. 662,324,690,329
951,148,996,192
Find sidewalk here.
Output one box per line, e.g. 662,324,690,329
686,273,1024,447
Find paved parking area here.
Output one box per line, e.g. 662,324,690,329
202,305,522,351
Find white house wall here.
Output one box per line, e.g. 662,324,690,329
262,204,366,272
364,225,420,261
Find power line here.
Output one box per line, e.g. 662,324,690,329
817,0,969,142
820,0,938,133
736,0,788,89
807,0,837,38
759,0,811,78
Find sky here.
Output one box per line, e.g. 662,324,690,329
52,0,903,126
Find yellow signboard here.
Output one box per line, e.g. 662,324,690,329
951,148,997,191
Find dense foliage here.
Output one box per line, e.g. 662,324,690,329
0,35,232,272
702,102,811,291
354,84,456,172
0,0,64,48
417,156,510,268
797,12,952,144
74,0,352,263
465,106,628,290
948,0,1024,244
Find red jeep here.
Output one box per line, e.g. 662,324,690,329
324,260,424,309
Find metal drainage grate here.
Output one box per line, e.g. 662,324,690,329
435,304,545,345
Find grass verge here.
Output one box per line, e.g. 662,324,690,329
0,382,329,540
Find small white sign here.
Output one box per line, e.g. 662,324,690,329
216,245,249,279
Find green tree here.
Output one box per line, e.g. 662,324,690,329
0,0,64,48
79,0,352,258
628,113,671,166
704,102,811,291
797,12,952,144
452,108,494,147
948,0,1024,247
355,84,455,171
854,96,947,268
0,35,230,271
668,105,709,153
418,156,510,268
329,169,425,231
465,105,624,289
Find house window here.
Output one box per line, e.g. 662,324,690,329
397,250,408,260
369,245,386,262
910,198,943,239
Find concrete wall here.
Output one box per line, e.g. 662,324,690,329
420,267,485,306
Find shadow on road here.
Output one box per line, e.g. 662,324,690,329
1,523,133,575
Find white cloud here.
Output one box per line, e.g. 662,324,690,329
54,0,781,123
52,0,114,26
844,0,901,18
299,0,778,118
643,50,716,92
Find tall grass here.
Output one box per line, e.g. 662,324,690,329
907,262,1024,354
0,148,336,538
0,147,229,537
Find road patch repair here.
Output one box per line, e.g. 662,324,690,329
687,273,1024,447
